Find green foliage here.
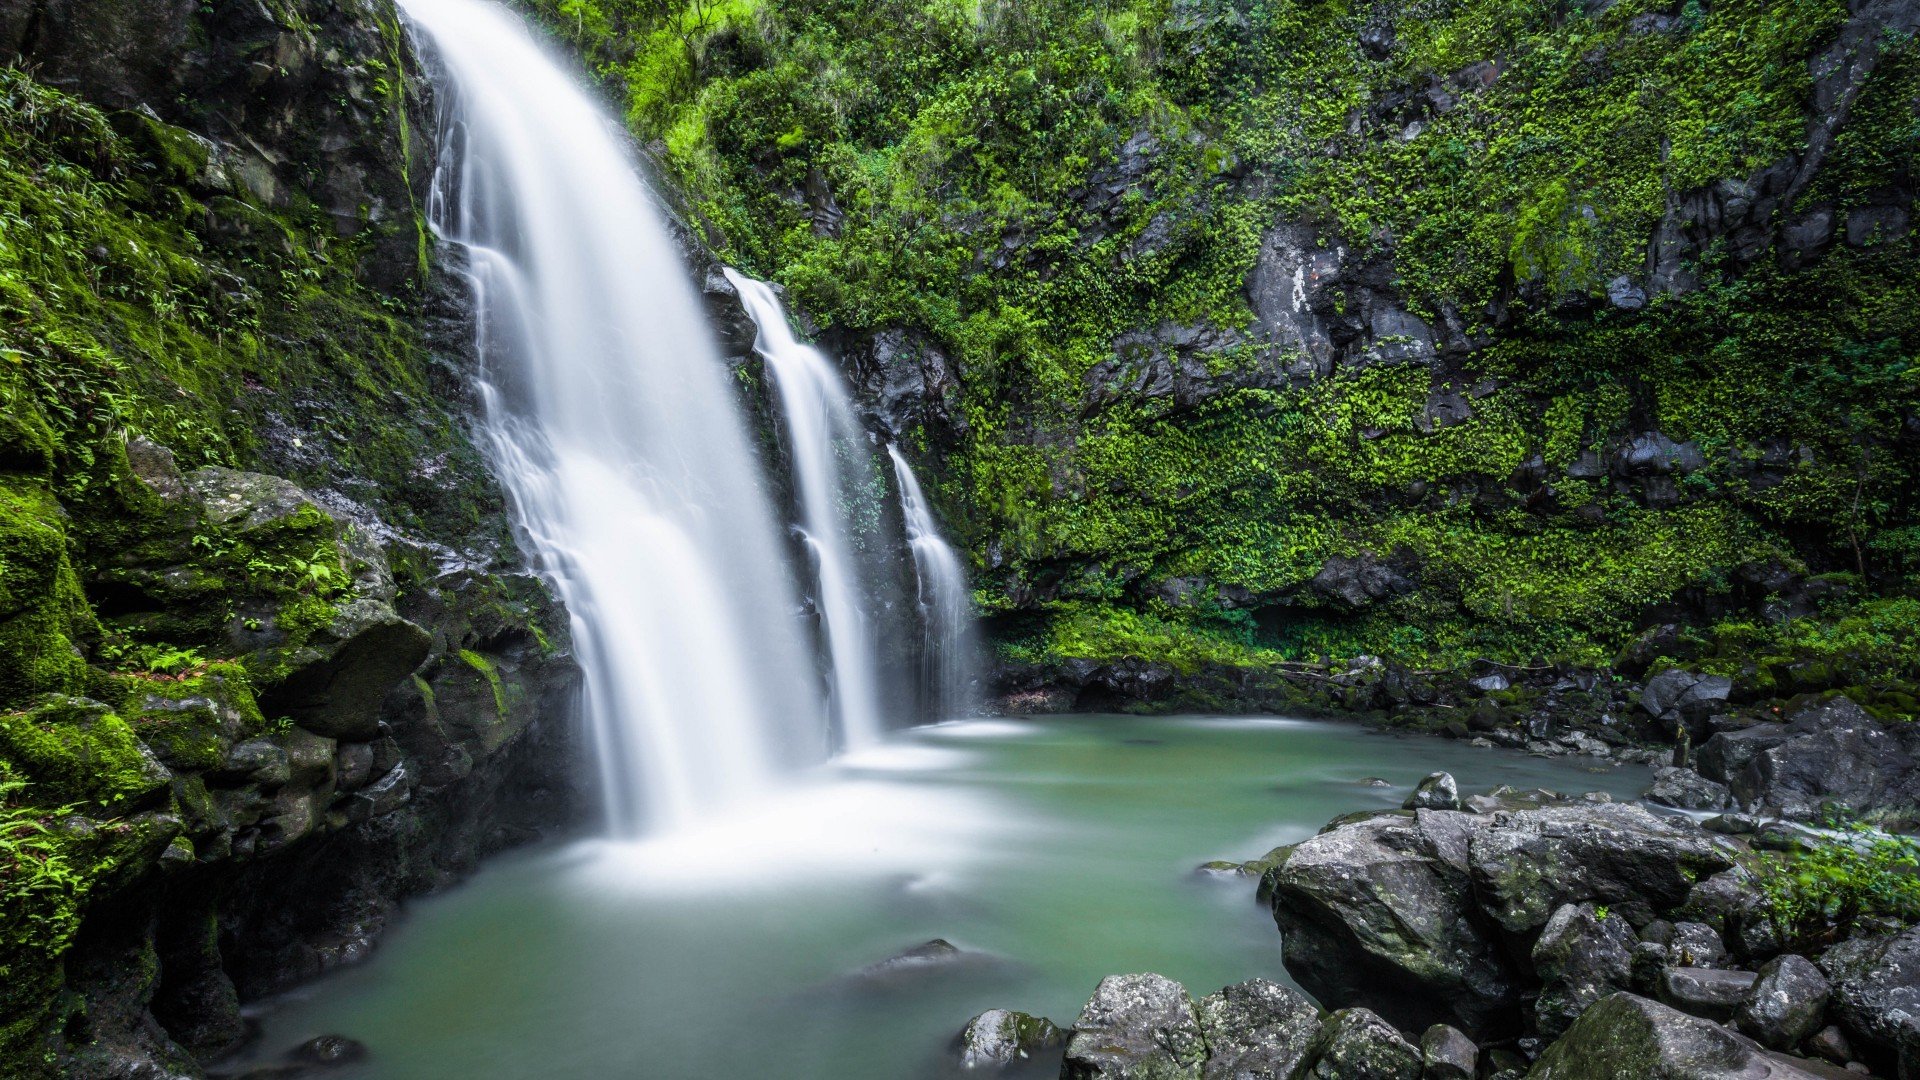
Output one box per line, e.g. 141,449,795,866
1756,825,1920,946
531,0,1920,679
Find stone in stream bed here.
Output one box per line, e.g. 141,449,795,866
1402,771,1461,810
954,1009,1065,1070
1195,978,1323,1080
836,938,1015,995
1062,973,1208,1079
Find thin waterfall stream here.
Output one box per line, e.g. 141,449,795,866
888,445,980,720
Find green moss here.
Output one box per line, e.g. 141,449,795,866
516,0,1920,681
0,697,166,812
458,648,510,720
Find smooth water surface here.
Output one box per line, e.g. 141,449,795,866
238,717,1648,1079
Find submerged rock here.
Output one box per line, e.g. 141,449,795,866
1063,973,1207,1080
955,1009,1064,1071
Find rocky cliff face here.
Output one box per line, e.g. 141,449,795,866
537,0,1920,720
0,3,584,1075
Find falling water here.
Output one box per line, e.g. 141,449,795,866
403,0,825,834
887,445,979,719
724,271,888,749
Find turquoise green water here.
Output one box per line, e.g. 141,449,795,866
235,716,1648,1079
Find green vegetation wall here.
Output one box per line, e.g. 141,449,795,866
544,0,1918,700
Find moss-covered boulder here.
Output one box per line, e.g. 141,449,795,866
1526,992,1820,1079
0,697,170,813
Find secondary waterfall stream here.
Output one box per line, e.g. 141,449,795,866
726,271,890,749
405,0,826,834
888,445,979,719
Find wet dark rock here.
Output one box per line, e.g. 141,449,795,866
1466,803,1734,934
1807,1025,1853,1065
1309,553,1413,609
1645,766,1731,811
1268,809,1518,1036
1659,967,1759,1024
1527,992,1822,1078
1698,696,1920,827
1063,973,1207,1080
1533,902,1637,1038
1195,979,1322,1080
1309,1008,1420,1080
955,1009,1065,1071
1638,669,1732,729
1419,1024,1477,1080
1737,955,1831,1053
1819,926,1920,1077
1403,771,1461,811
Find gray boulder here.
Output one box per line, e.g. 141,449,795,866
1404,772,1461,811
1195,979,1322,1080
1467,803,1735,934
1645,767,1732,812
1820,926,1920,1078
1658,967,1759,1023
1527,993,1823,1078
1705,697,1920,828
1419,1024,1478,1079
1063,974,1207,1080
1533,903,1637,1038
1736,954,1830,1052
1309,1008,1420,1080
1638,669,1732,726
955,1009,1064,1071
1267,810,1519,1035
1643,921,1731,969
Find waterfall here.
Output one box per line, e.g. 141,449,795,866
887,446,980,719
402,0,825,835
724,271,889,750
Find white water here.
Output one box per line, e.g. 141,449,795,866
725,270,888,749
887,445,979,719
404,0,825,834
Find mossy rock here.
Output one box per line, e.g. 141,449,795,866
0,482,99,708
0,696,171,812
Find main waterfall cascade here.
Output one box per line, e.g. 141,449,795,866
403,0,827,834
403,0,980,835
887,446,980,719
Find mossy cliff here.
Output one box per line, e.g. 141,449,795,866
535,0,1920,714
0,3,580,1075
